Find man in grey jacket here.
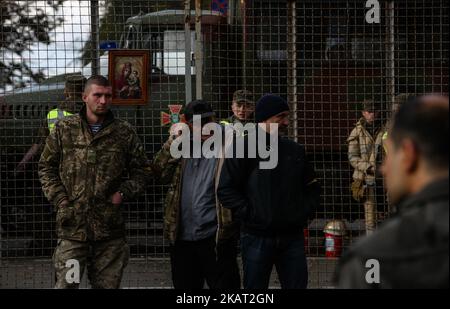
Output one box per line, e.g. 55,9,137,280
337,95,449,289
152,100,240,289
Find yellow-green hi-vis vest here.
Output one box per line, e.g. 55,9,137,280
219,120,253,137
47,108,73,132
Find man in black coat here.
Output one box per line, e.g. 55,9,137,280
217,94,321,289
337,95,449,289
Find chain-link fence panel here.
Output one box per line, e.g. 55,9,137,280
0,0,448,288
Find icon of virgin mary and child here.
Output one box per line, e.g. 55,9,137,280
115,62,142,99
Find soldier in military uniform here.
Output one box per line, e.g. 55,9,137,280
38,75,151,288
347,100,387,235
16,75,86,172
220,89,255,126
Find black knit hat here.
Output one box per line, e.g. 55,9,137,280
255,94,289,122
183,99,215,123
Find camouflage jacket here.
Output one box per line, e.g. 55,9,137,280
347,118,386,183
38,106,152,241
152,138,238,245
220,115,253,126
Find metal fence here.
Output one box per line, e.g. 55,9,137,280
0,0,448,288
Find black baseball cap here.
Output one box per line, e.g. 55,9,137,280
183,100,215,123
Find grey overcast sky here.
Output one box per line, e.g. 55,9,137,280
25,1,105,78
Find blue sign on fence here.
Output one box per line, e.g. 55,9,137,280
211,0,228,15
100,41,117,50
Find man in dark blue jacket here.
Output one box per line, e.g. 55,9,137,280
217,94,321,289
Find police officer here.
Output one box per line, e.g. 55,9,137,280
16,75,86,172
39,75,151,288
220,89,255,126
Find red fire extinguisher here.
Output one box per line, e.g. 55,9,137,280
323,220,346,258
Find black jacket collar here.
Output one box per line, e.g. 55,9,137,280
400,178,449,213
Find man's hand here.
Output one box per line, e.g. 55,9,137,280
16,144,40,173
163,123,184,150
169,122,184,138
16,156,32,172
111,191,123,205
15,161,27,173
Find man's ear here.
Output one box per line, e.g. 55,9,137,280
401,138,419,173
82,92,87,103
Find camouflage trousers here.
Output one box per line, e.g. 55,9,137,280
53,237,129,289
363,184,388,235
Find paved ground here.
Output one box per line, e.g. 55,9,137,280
0,257,338,289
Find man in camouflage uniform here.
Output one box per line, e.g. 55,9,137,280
220,89,255,126
347,100,387,235
152,100,240,289
38,75,151,288
16,75,86,172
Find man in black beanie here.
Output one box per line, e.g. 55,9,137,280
217,94,321,289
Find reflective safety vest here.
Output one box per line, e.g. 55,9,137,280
219,119,253,137
47,108,73,132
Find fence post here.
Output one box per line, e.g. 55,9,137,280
90,0,100,76
287,0,298,142
195,0,203,100
185,0,192,104
385,1,395,110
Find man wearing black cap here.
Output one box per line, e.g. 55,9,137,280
152,100,240,289
217,94,321,289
